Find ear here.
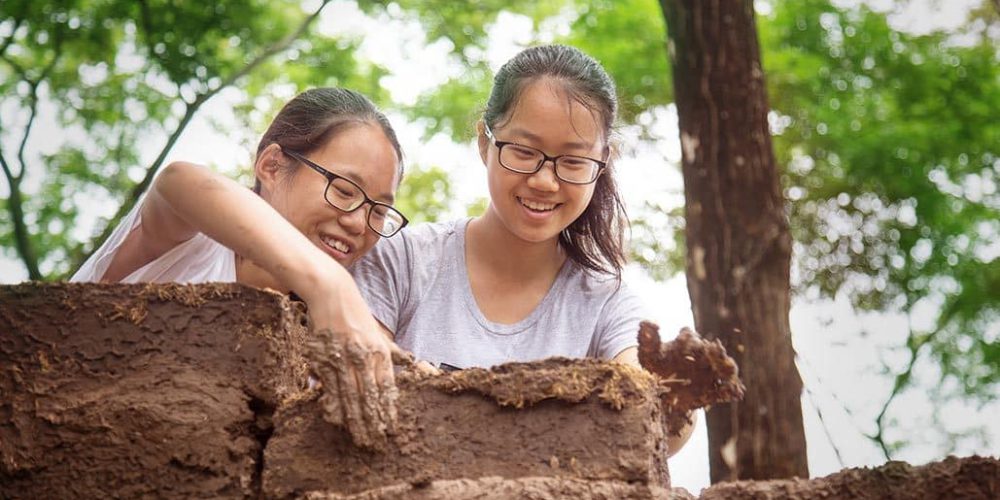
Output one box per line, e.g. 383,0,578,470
254,143,287,195
476,120,489,165
604,135,618,162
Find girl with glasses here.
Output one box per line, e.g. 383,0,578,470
352,45,694,455
72,87,409,447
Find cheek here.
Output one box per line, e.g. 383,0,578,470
486,162,515,196
571,185,597,211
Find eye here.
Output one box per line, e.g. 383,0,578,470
509,145,539,159
329,178,359,197
370,204,389,219
560,157,597,173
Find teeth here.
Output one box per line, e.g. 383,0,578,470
322,236,350,253
519,198,557,211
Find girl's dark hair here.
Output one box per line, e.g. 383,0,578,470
254,87,403,192
483,44,628,279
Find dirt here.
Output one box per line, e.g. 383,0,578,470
637,321,746,436
0,282,308,498
700,455,999,499
263,358,670,498
301,476,690,500
2,283,995,499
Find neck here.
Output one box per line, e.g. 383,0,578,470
235,254,288,293
466,208,566,280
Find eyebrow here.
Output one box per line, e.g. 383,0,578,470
506,127,594,152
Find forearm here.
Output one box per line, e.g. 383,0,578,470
154,162,347,296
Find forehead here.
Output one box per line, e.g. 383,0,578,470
310,123,400,202
501,79,605,149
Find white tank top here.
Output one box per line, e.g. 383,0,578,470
71,199,237,283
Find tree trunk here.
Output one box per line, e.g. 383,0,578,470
659,0,808,482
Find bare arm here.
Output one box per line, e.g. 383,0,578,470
613,346,696,457
103,161,402,446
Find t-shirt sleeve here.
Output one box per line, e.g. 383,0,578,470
592,283,651,360
350,234,412,334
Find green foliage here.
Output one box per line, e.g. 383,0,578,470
629,201,686,281
560,0,673,123
408,61,492,141
760,0,1000,398
465,197,489,218
0,0,367,278
393,165,454,225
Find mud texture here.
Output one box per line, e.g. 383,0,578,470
637,321,745,436
0,282,308,498
302,476,693,500
4,283,992,500
263,358,670,498
700,455,999,499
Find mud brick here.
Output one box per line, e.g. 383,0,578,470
263,358,671,498
0,282,308,499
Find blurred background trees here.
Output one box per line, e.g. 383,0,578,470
2,0,997,483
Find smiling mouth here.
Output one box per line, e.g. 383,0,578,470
320,234,351,255
518,197,561,212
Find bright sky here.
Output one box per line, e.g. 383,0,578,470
1,0,996,494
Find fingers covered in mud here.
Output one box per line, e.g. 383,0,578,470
305,328,401,451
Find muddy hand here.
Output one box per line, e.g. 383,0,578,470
636,321,745,414
305,327,399,450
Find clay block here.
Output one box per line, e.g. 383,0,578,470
0,282,308,499
263,358,671,498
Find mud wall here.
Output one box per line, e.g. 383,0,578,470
0,283,670,499
2,283,996,499
1,283,308,498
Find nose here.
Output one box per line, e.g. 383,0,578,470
339,204,368,236
526,159,560,192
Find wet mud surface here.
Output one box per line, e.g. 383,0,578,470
264,359,670,498
2,283,994,499
1,283,308,498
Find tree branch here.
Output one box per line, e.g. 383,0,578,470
74,0,334,270
867,304,929,460
4,19,69,280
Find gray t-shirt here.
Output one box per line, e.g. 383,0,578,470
351,218,648,369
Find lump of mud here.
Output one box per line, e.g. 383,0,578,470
0,283,308,498
263,358,671,498
637,321,745,436
700,455,999,499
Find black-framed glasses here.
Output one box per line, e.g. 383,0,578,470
483,123,606,185
283,149,408,237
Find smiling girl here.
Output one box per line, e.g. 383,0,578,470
72,87,409,446
352,46,694,453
